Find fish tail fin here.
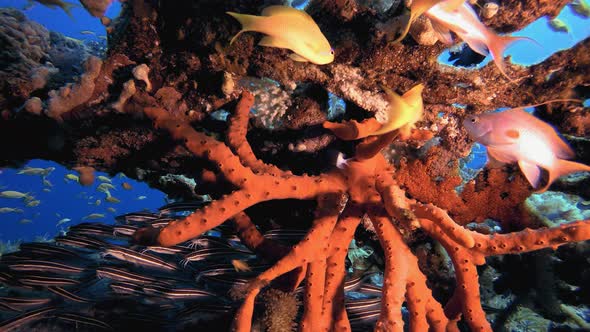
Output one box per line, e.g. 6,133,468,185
391,10,414,43
488,35,533,83
62,2,77,20
226,12,260,45
541,159,590,192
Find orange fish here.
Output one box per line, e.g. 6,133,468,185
393,0,465,43
463,105,590,192
425,2,532,81
122,182,132,190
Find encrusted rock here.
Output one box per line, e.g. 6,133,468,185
409,16,439,46
482,1,499,19
132,64,152,92
23,97,43,115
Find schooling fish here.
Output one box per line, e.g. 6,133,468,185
548,18,570,34
425,1,531,81
571,0,590,18
227,5,334,65
463,104,590,192
371,84,425,138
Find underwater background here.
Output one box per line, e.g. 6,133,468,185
0,0,589,331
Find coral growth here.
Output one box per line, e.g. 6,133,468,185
133,92,590,331
0,0,589,331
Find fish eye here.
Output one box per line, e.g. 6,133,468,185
330,49,334,55
470,117,478,123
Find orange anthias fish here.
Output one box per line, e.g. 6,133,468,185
463,106,590,192
393,0,465,43
425,2,532,81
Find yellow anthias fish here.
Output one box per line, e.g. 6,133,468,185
393,0,465,43
227,5,334,65
463,104,590,192
371,84,425,139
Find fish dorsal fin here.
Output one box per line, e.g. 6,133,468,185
261,5,314,22
402,83,424,108
518,160,542,189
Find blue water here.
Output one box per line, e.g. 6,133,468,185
0,160,167,244
439,4,590,68
0,0,121,41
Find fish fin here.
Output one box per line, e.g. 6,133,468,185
371,85,407,135
431,20,454,44
226,12,261,45
541,159,590,192
261,5,314,22
485,151,505,168
518,160,542,189
336,152,349,169
401,83,425,106
258,36,290,49
487,148,513,163
289,53,309,62
60,1,78,20
394,0,465,43
487,35,534,83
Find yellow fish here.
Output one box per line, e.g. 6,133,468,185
19,219,33,224
97,176,112,183
571,0,590,18
105,196,120,204
65,174,80,182
107,207,116,213
231,259,251,272
463,103,590,192
371,84,425,138
548,19,570,34
227,5,334,65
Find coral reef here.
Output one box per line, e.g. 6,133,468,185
0,0,589,331
131,92,590,331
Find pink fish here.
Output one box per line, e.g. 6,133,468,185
425,2,531,81
463,107,590,192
